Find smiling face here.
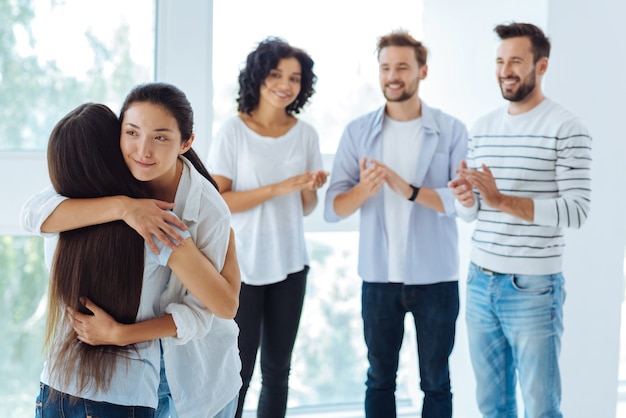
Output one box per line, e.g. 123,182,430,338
258,57,302,111
496,36,545,103
378,46,426,103
120,101,192,189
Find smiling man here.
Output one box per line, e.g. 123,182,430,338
448,23,592,418
324,30,468,418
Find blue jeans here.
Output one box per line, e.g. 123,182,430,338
466,263,565,418
156,350,176,418
35,383,155,418
234,267,308,418
361,281,459,418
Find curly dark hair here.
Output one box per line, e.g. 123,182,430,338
237,37,316,115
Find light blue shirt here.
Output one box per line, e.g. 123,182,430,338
324,102,468,285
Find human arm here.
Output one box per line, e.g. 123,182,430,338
67,298,178,346
531,121,592,228
458,163,534,222
160,188,238,342
20,186,187,253
457,118,592,227
68,228,240,345
214,172,325,214
330,157,385,219
210,118,309,214
167,228,240,319
368,158,445,213
448,161,476,207
324,120,387,221
45,197,187,253
68,296,215,347
454,114,591,226
448,162,480,222
300,169,329,216
19,185,68,236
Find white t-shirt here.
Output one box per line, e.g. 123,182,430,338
381,115,424,282
208,116,324,285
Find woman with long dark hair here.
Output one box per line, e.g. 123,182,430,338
23,83,242,418
42,103,152,413
28,102,240,417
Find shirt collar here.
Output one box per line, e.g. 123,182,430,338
173,156,201,223
375,99,440,136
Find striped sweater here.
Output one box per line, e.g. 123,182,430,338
456,98,592,275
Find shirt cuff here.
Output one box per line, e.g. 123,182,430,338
454,198,478,221
533,198,557,226
164,302,214,345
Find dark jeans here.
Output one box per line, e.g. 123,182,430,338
362,281,459,418
234,266,308,418
35,383,155,418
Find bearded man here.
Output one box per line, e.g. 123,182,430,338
448,22,592,418
325,30,468,418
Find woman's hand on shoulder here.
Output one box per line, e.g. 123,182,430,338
119,197,188,254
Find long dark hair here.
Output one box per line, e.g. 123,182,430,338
237,37,316,115
120,82,219,190
45,103,147,394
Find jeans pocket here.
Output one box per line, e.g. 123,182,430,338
35,399,42,418
467,263,479,284
511,274,553,295
35,383,46,418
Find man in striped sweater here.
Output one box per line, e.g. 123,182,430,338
448,23,592,418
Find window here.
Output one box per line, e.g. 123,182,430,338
212,0,424,413
1,236,48,415
0,0,154,414
1,0,154,151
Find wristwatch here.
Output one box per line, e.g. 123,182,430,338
408,185,420,201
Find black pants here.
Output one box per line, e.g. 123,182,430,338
234,266,308,418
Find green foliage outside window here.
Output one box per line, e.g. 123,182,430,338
0,236,47,416
0,0,152,151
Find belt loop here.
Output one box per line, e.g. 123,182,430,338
480,265,497,275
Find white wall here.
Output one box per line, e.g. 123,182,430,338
422,0,626,417
548,1,626,417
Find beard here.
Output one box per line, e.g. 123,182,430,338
382,80,418,102
384,90,415,102
499,70,536,102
